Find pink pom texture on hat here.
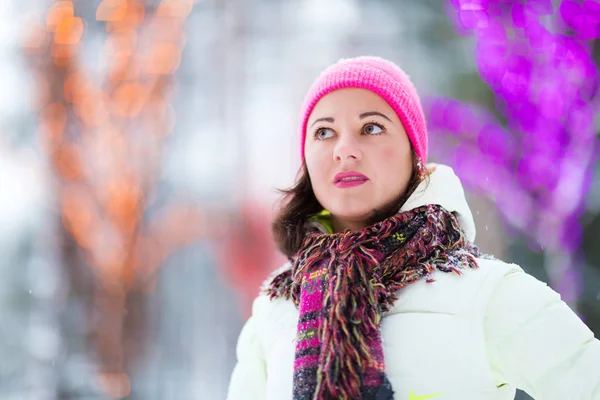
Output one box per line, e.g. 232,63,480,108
299,56,428,164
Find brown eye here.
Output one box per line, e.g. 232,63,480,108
363,123,383,135
315,127,334,140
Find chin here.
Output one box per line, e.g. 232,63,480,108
329,202,376,223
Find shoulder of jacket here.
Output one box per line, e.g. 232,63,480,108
251,262,296,323
466,255,528,310
475,255,524,279
413,256,526,314
427,255,523,291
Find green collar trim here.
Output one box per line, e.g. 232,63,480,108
308,209,334,234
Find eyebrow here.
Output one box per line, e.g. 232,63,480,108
310,117,334,128
309,111,392,128
359,111,392,122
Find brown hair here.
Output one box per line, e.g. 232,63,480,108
272,148,427,259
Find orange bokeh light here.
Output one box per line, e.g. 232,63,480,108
61,190,96,249
50,42,75,66
105,177,141,220
40,102,67,146
157,0,194,19
112,82,146,117
145,43,181,75
46,1,75,32
104,0,145,32
54,16,84,45
96,0,128,22
53,143,83,180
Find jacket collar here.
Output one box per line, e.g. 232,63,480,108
401,164,476,243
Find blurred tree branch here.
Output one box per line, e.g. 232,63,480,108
23,0,211,397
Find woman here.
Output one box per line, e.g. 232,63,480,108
226,56,600,400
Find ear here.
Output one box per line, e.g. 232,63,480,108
426,162,439,173
423,163,439,178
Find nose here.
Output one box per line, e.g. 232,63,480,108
333,133,362,162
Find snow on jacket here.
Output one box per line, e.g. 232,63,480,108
227,165,600,400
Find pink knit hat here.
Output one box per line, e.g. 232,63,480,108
299,56,428,164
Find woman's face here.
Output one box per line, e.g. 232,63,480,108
304,88,413,233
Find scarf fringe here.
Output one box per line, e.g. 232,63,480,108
265,204,481,400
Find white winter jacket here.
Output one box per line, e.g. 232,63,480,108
227,165,600,400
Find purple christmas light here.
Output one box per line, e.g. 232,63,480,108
430,0,600,303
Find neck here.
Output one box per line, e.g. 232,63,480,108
331,204,401,233
332,216,368,233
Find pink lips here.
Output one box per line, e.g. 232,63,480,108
333,171,369,188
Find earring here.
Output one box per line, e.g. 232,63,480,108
416,158,427,181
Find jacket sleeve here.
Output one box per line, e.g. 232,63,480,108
485,268,600,399
226,296,268,400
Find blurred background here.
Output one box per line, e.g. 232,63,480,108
0,0,599,399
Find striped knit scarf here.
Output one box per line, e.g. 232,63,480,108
265,204,481,400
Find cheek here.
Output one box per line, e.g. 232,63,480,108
305,147,330,176
380,145,396,161
305,153,329,194
378,145,403,172
375,143,412,184
385,136,411,163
